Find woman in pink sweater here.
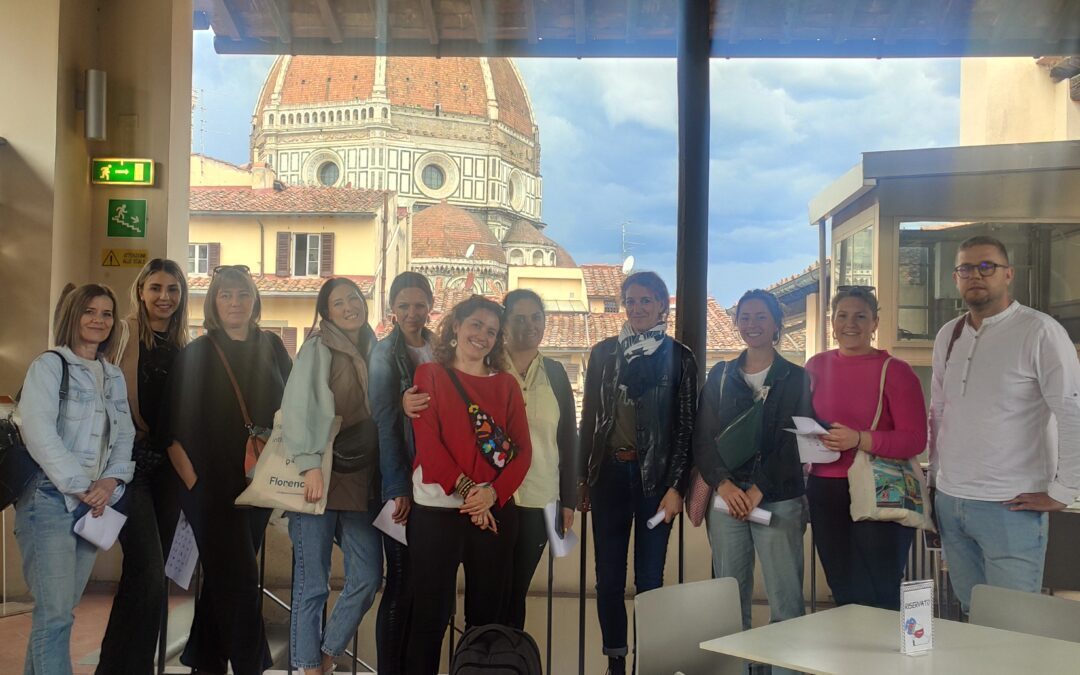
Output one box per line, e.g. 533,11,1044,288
805,286,927,610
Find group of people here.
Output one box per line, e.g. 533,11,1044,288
11,233,1079,675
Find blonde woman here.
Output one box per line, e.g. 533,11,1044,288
16,284,135,674
97,259,189,674
167,265,291,674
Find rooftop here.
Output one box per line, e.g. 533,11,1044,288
189,185,390,214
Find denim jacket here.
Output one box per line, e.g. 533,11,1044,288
17,347,135,511
369,326,433,502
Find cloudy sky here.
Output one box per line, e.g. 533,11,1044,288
192,31,960,305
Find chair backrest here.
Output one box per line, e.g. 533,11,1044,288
969,584,1080,643
634,577,744,675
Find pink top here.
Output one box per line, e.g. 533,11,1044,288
805,349,928,478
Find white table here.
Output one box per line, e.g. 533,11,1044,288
700,604,1080,674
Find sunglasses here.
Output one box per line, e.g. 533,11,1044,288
212,264,252,276
837,285,876,292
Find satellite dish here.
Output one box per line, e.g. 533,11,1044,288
465,244,476,259
621,255,635,275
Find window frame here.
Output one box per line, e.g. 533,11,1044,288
188,243,209,276
292,233,322,277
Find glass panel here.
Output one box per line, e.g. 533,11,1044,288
294,234,307,276
308,234,321,275
834,225,873,289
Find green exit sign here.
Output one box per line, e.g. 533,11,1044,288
91,158,154,186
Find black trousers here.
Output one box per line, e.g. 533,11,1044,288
179,482,272,675
505,506,548,630
807,475,914,610
376,533,412,675
404,501,519,675
96,458,179,674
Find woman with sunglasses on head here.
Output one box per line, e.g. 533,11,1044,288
281,277,382,675
805,286,927,611
501,289,578,629
97,259,189,675
368,271,435,674
16,284,135,675
693,289,810,639
404,295,531,675
578,271,697,675
166,265,292,675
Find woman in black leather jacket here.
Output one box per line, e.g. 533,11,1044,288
578,271,697,675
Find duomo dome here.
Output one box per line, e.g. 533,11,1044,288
251,55,543,236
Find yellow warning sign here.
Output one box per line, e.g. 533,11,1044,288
102,249,148,268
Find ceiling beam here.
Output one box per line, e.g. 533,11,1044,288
727,0,743,43
471,0,488,43
626,0,640,42
375,0,388,50
883,0,909,45
524,0,538,43
314,0,343,44
991,0,1027,41
936,0,957,45
833,0,858,44
419,0,439,44
211,0,242,41
781,0,801,44
575,0,587,45
256,0,291,44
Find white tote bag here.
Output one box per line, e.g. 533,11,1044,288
235,411,339,514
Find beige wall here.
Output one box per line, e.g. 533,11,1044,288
508,267,587,303
961,58,1080,145
190,154,251,186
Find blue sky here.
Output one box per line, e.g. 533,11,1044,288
192,31,960,305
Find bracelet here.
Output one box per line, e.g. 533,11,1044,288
456,476,477,499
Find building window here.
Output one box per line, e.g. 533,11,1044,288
294,234,321,277
188,243,209,275
834,225,874,290
267,114,274,126
509,249,524,265
603,299,618,313
317,161,340,187
532,249,545,266
422,164,445,190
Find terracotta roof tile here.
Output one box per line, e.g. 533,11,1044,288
277,56,376,106
581,264,625,299
486,58,534,137
386,57,488,119
189,274,374,296
411,202,505,263
189,186,390,214
504,220,549,245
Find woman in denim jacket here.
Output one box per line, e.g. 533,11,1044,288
368,271,434,674
15,283,135,675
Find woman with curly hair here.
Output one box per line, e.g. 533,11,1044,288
404,295,532,674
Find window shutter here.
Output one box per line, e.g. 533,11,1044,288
282,327,298,358
276,232,290,277
207,243,221,272
320,232,335,278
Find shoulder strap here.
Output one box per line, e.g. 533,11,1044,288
17,350,69,404
443,366,475,408
944,314,968,364
209,336,253,426
870,356,893,431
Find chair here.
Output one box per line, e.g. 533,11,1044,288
969,584,1080,643
634,577,744,675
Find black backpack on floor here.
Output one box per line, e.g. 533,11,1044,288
450,624,543,675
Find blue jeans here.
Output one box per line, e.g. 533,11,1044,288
14,473,99,675
288,509,382,669
590,458,672,657
935,491,1049,613
706,494,807,630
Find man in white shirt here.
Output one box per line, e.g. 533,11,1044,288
929,235,1080,613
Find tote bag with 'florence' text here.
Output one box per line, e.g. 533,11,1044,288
235,411,339,514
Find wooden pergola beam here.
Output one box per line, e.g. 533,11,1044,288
419,0,439,44
257,0,292,44
575,0,587,45
883,0,910,45
471,0,488,43
626,0,640,42
833,0,858,44
314,0,343,44
211,0,243,41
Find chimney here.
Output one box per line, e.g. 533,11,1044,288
251,162,277,190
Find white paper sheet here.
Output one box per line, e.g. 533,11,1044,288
713,495,773,526
73,505,127,550
165,511,199,590
543,500,579,558
785,416,839,463
373,499,408,546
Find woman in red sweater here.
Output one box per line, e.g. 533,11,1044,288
806,286,927,611
406,295,531,674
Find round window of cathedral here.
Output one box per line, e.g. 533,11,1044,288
317,161,340,186
422,164,445,190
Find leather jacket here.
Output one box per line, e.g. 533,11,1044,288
579,335,698,497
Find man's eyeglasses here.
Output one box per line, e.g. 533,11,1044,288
212,264,251,276
954,262,1008,279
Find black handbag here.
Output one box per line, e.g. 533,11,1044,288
331,417,380,474
0,351,69,509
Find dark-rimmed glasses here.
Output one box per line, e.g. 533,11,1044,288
837,285,876,292
954,262,1008,279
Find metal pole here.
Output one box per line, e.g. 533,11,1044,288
810,218,829,614
674,0,711,380
157,584,168,675
578,511,588,675
546,545,554,675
